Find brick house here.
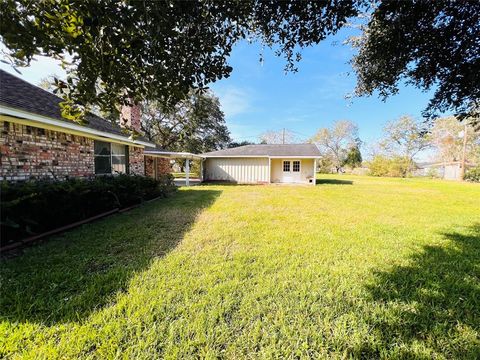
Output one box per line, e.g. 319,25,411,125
0,70,171,181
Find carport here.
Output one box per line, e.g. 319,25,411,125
143,148,205,186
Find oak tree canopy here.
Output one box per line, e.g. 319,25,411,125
1,0,478,125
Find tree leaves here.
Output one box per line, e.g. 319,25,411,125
141,90,230,153
0,0,358,122
1,0,477,128
351,0,480,123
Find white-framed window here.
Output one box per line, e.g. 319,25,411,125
111,143,129,174
292,160,301,172
94,141,129,175
283,160,290,172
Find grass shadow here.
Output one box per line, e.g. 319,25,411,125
0,189,221,325
359,224,480,358
316,178,353,185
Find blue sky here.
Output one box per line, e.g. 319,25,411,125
1,29,438,155
209,29,437,147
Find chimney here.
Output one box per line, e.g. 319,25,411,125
121,102,142,134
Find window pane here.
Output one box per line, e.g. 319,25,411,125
94,141,111,156
283,161,290,172
293,161,300,172
94,156,112,174
112,163,126,174
112,155,125,165
111,143,126,155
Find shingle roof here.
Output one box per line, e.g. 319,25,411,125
202,144,321,157
0,69,151,143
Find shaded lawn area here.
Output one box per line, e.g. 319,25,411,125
1,175,479,358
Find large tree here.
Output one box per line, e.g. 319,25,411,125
141,90,230,154
311,120,360,172
430,116,480,164
378,115,430,164
1,1,478,126
343,145,362,168
0,0,358,120
350,0,480,123
227,140,256,149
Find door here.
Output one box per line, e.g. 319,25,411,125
282,160,302,183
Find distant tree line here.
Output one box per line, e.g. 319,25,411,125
311,115,480,179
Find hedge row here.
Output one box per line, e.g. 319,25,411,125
1,174,176,246
465,166,480,182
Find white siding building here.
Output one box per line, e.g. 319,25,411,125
202,144,321,185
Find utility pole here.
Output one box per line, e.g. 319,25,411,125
282,128,285,144
460,123,468,180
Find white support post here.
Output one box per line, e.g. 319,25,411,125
268,157,271,184
313,159,317,186
185,159,190,186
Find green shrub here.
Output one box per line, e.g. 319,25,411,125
1,174,176,245
464,166,480,182
368,155,411,177
316,157,335,174
426,167,441,179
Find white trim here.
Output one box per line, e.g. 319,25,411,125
203,155,270,158
203,155,320,159
144,150,205,160
268,157,271,184
269,156,320,159
0,105,155,147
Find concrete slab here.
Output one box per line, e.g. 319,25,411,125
174,178,201,187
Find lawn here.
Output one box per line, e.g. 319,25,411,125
172,172,200,179
1,175,479,359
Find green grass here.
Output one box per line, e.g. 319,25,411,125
1,175,479,359
172,172,200,178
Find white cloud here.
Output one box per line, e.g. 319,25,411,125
214,86,252,118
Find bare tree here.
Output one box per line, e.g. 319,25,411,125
430,116,480,163
380,116,431,162
258,129,301,144
311,120,360,172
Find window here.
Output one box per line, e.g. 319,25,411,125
293,160,300,172
94,141,129,175
94,141,112,174
111,143,129,174
283,161,290,172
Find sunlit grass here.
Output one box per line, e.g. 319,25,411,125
1,175,479,358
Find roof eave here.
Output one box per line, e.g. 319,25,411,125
0,104,155,147
203,155,321,158
144,150,205,160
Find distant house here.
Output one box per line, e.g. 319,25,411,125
201,144,321,185
414,161,477,180
0,70,171,181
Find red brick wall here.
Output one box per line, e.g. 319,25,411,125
144,156,172,179
129,146,144,175
157,157,172,175
1,121,94,181
1,120,148,181
121,104,142,133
